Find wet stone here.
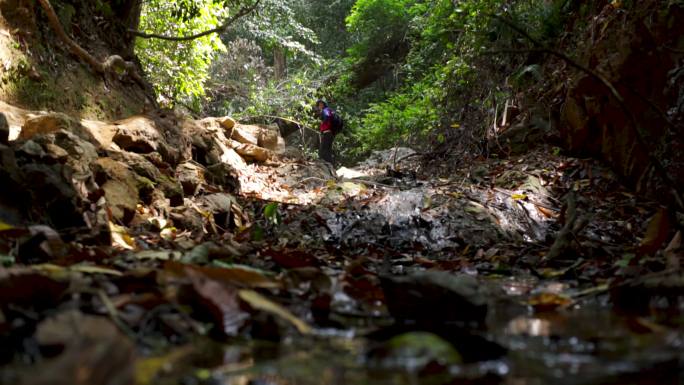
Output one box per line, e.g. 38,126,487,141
380,271,488,327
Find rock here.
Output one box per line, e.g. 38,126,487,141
368,331,462,370
112,115,162,153
19,113,80,140
200,193,236,213
235,143,271,162
43,143,69,162
380,271,488,327
218,116,236,131
220,146,247,171
109,151,161,182
157,175,184,207
13,130,100,230
206,163,240,192
231,124,259,146
186,118,244,169
231,124,282,151
29,310,135,385
176,161,205,196
258,125,280,151
80,120,118,149
0,113,8,144
93,158,140,224
17,113,117,150
170,205,205,236
200,193,236,227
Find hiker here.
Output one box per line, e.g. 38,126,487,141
316,99,336,164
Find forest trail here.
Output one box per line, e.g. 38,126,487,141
1,101,682,384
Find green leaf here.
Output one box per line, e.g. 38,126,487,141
264,202,279,225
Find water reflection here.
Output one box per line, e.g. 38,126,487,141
506,316,552,337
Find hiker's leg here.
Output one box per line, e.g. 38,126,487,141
319,132,334,163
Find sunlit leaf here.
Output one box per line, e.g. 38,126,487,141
109,221,135,250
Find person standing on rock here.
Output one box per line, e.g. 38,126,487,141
316,99,336,164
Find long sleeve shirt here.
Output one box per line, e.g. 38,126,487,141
319,107,333,133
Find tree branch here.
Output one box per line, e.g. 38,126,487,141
37,0,104,73
128,0,261,42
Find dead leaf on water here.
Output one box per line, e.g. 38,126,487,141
526,292,572,311
238,289,312,334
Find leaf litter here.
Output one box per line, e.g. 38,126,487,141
0,122,682,385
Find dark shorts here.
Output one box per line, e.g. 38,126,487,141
319,131,334,164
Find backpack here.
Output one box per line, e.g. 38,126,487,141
331,110,344,135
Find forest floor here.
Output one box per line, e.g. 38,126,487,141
1,107,683,385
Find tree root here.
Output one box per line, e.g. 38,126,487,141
546,191,588,260
36,0,148,93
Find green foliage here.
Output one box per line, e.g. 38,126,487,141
354,78,440,156
345,0,413,59
136,0,229,107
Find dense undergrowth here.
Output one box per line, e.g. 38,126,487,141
134,0,617,164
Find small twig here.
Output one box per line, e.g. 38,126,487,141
97,290,138,341
546,192,588,260
293,177,328,187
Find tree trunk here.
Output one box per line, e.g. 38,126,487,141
108,0,142,54
273,46,287,80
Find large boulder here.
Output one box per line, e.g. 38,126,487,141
231,124,259,146
93,158,140,224
231,124,283,151
199,192,237,229
10,130,100,230
234,143,271,162
258,125,280,151
19,113,117,149
380,271,488,327
112,116,162,153
176,161,206,196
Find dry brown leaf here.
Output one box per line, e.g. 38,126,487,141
638,208,671,256
238,289,312,334
164,261,281,289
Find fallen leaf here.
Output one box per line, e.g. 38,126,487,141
185,268,250,337
526,292,572,311
109,221,135,250
238,289,312,334
511,193,528,200
263,248,319,269
70,264,123,276
638,208,671,256
664,231,682,269
536,206,557,218
165,261,280,289
0,220,14,231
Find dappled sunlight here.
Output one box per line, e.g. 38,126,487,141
1,0,683,384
